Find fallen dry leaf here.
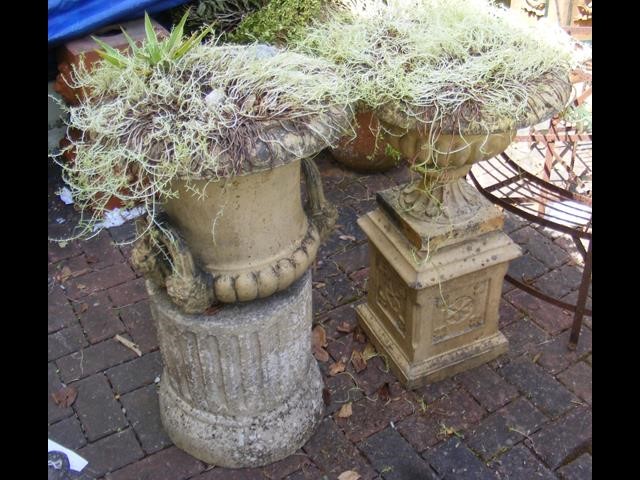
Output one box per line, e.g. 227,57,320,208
338,470,360,480
439,422,463,439
312,281,326,289
77,284,87,290
362,343,377,361
311,325,329,362
58,266,72,283
312,345,330,362
204,304,224,315
350,268,369,285
339,234,357,242
79,303,89,314
312,325,328,348
51,386,78,408
337,402,353,418
336,321,355,334
114,334,142,357
351,350,367,373
328,360,346,376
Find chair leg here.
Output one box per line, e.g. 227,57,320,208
568,239,592,350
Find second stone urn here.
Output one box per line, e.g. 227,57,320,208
132,109,350,467
356,76,571,388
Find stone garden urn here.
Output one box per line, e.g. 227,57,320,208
131,109,350,467
355,73,571,388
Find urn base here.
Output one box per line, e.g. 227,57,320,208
159,359,324,467
148,272,324,467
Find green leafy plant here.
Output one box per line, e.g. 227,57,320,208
169,0,267,34
229,0,326,45
560,103,592,133
384,143,402,163
92,11,213,69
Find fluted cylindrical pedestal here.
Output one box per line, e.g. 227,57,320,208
148,272,323,467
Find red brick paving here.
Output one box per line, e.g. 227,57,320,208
48,152,592,479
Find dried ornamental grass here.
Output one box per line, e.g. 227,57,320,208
295,0,582,170
54,41,354,240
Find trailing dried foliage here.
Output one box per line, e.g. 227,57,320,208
54,34,353,240
295,0,581,142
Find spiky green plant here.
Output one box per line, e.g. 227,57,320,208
560,103,592,133
92,11,213,70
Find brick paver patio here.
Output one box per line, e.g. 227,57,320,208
48,151,592,479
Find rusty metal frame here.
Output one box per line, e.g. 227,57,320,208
469,151,591,349
468,20,591,348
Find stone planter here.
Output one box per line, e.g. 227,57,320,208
132,113,346,314
330,110,402,173
161,159,321,306
379,126,515,223
373,72,572,224
131,109,349,467
355,75,571,387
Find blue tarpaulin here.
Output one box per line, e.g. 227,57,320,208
48,0,191,46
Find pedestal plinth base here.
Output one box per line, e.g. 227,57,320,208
356,185,521,389
158,358,323,467
148,272,324,467
357,303,508,388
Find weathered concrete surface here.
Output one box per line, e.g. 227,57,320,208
133,157,336,313
133,160,321,312
148,272,324,467
356,192,520,388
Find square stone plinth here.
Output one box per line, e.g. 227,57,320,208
356,190,521,389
